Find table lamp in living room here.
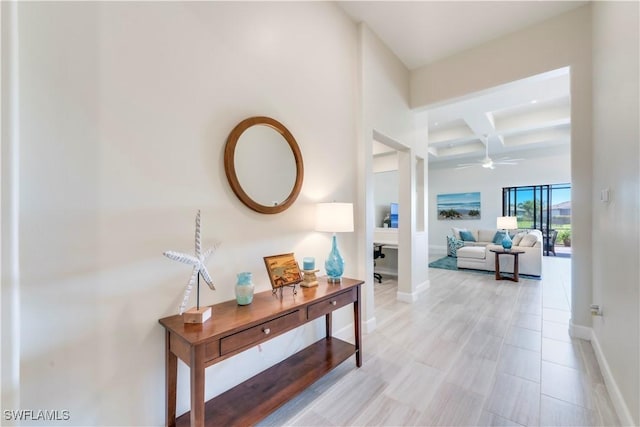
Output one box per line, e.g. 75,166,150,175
315,202,354,283
496,216,518,250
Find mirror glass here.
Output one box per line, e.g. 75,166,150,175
224,117,304,214
234,125,296,206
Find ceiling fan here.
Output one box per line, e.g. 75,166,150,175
456,135,523,170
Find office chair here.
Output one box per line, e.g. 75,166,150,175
373,244,385,283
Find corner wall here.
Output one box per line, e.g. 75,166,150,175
358,24,427,316
591,2,640,424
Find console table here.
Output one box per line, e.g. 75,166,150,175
158,276,363,427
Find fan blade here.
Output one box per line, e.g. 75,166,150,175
455,164,477,170
494,157,523,162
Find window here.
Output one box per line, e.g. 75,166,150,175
503,183,571,255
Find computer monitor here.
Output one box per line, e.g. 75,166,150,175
390,203,398,228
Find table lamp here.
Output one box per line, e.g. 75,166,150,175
315,202,354,283
496,216,518,250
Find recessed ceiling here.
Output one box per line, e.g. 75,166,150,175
337,1,588,70
339,2,576,167
427,67,571,165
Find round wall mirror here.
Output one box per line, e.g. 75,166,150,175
224,116,304,214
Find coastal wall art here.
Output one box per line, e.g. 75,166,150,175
437,192,481,220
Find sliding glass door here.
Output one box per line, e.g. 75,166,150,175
503,183,571,256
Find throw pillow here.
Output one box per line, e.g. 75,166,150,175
512,231,527,246
493,231,507,244
451,227,466,240
519,234,538,247
459,230,476,242
447,235,465,257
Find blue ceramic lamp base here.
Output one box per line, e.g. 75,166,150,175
325,234,345,284
501,232,513,251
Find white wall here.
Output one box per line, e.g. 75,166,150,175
592,2,640,424
372,168,399,274
6,2,359,425
358,24,428,311
429,147,571,253
373,169,398,227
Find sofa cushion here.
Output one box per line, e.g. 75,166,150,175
478,229,497,243
457,246,486,259
493,231,507,244
519,234,538,247
460,230,476,242
447,236,465,257
451,227,466,240
512,231,527,246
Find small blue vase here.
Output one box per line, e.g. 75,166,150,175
501,233,513,250
235,272,255,305
325,234,344,283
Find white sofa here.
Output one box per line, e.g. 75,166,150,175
452,228,543,277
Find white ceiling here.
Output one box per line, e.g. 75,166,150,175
337,1,587,70
337,1,579,166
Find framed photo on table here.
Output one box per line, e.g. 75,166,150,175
263,253,302,290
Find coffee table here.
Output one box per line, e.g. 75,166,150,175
489,248,526,282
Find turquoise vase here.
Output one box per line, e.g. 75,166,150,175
235,272,255,305
501,232,513,250
325,234,344,282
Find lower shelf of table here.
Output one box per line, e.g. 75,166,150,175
175,337,357,427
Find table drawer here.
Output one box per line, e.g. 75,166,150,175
220,310,300,355
307,288,356,319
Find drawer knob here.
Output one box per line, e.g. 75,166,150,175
331,300,337,306
263,328,271,335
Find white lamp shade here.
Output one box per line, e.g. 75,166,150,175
315,202,354,233
496,216,518,230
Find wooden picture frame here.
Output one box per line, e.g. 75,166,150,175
263,253,302,289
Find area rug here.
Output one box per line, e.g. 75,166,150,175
429,256,541,280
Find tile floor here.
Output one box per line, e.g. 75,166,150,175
257,256,620,426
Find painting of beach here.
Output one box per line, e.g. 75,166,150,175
437,192,481,220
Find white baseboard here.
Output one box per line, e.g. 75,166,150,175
590,329,636,426
569,321,635,426
396,280,430,303
396,290,417,303
569,320,592,340
333,323,353,341
362,316,376,334
416,280,430,293
430,245,447,256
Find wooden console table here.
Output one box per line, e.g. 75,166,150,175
158,277,363,427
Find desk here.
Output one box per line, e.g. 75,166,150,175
159,277,363,427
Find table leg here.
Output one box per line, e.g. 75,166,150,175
190,345,206,427
354,286,362,367
325,312,332,339
494,253,501,280
166,331,177,427
513,254,520,282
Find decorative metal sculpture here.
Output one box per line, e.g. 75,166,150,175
164,210,218,315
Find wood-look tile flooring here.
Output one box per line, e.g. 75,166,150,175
258,256,620,426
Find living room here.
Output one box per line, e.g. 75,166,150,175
2,2,638,426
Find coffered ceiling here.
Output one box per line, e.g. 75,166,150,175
427,68,571,166
338,1,577,166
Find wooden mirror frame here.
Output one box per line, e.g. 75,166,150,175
224,116,304,214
